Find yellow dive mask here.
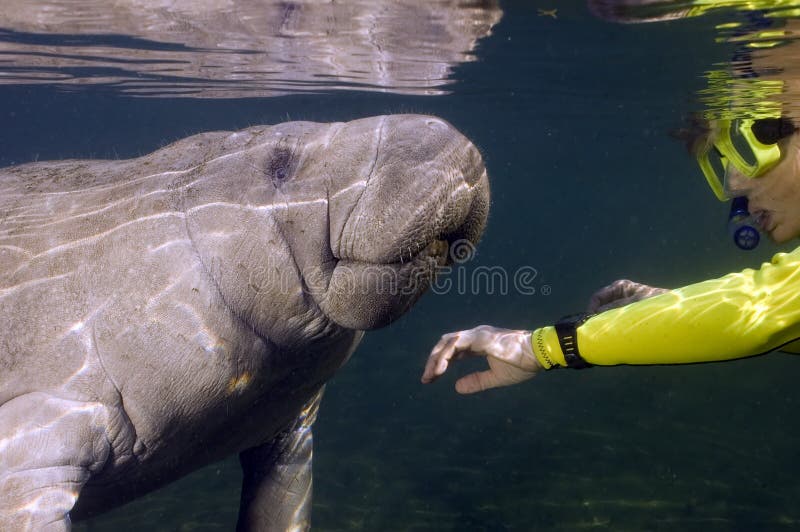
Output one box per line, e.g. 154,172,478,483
697,117,795,200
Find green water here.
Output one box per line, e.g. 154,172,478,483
3,0,799,530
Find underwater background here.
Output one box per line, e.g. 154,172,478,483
2,0,799,530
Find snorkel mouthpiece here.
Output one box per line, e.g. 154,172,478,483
728,196,760,251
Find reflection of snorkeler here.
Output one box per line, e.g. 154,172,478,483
422,3,800,393
588,0,800,24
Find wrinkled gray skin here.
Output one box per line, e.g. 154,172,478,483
0,115,490,531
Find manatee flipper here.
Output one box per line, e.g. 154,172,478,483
236,387,324,532
0,392,110,531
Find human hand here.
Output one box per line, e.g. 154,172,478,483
587,279,668,313
421,325,542,394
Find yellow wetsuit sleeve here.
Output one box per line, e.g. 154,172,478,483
532,246,800,368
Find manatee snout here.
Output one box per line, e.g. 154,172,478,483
319,115,490,330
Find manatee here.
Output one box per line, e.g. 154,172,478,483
0,114,490,530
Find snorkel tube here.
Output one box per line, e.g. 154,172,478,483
728,196,760,250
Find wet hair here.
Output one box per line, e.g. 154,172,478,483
751,117,798,144
669,114,712,157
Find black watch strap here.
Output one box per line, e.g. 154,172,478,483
554,313,593,369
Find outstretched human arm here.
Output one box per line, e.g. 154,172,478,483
423,247,800,393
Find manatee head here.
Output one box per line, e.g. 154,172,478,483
316,114,490,330
185,114,489,336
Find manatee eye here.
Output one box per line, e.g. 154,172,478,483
266,146,294,187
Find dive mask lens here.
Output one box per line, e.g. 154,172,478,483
729,120,760,168
724,118,782,178
698,146,727,201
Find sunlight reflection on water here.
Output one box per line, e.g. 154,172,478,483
0,0,501,98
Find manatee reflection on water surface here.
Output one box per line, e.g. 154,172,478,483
0,0,501,98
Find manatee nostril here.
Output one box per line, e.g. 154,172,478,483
425,119,446,129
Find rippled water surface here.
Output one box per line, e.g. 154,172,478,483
3,0,800,530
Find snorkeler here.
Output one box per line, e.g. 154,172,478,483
421,115,800,394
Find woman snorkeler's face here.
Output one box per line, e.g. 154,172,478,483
725,133,800,244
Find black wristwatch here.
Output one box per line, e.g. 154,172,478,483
554,313,594,369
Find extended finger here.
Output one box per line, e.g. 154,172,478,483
421,335,459,383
